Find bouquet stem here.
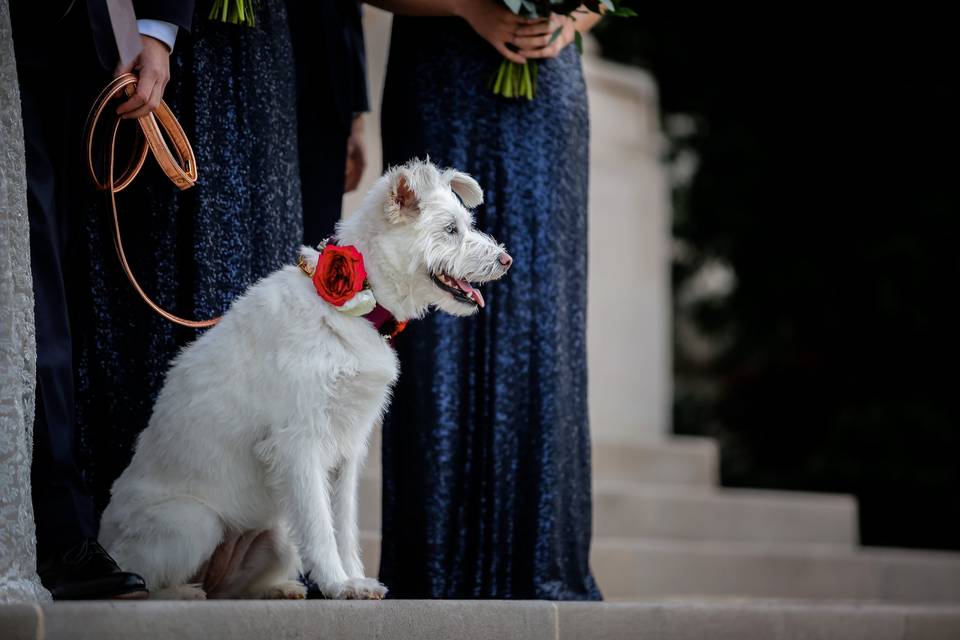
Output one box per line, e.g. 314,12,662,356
491,60,537,100
208,0,256,27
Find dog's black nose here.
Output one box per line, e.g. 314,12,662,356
499,253,513,269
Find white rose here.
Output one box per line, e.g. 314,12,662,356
337,288,377,317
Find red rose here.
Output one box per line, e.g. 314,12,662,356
312,245,367,307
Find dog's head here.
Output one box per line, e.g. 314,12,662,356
338,159,512,321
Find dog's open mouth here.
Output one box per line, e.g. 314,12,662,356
432,274,485,308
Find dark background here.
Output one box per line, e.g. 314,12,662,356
594,8,960,550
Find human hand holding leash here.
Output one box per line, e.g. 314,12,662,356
115,35,171,119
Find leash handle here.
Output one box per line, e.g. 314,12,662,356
84,73,220,329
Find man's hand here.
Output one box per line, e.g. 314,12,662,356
344,115,367,193
115,35,171,119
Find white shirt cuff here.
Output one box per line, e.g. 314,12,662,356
137,19,178,52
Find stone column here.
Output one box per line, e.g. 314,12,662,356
0,0,51,603
582,46,672,443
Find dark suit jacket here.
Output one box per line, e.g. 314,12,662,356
10,0,194,69
87,0,196,70
286,0,369,129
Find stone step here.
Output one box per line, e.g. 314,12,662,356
357,477,858,546
557,600,960,640
593,483,858,545
591,437,719,486
359,532,960,604
591,538,960,603
3,599,959,640
362,433,720,488
2,601,557,640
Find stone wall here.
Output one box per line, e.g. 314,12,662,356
0,0,51,603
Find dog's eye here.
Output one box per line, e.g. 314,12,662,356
445,223,458,235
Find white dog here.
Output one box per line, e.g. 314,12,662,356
99,159,512,600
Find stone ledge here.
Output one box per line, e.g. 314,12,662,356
33,600,558,640
0,603,41,640
3,599,959,640
557,601,960,640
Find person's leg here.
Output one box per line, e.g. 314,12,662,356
14,19,96,572
11,2,147,600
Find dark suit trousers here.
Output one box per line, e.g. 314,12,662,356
11,2,104,564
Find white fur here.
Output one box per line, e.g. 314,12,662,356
99,160,511,599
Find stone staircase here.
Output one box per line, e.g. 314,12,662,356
6,599,960,640
4,432,960,639
358,430,960,606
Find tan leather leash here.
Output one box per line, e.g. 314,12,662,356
84,73,220,329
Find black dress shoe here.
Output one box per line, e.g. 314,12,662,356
39,539,149,600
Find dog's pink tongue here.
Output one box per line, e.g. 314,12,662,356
454,277,484,308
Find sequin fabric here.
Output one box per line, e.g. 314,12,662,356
71,0,303,514
379,16,600,600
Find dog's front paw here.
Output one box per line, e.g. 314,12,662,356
322,577,387,600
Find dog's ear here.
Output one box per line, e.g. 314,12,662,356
448,171,484,209
386,171,420,223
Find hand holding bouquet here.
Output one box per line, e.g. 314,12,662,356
489,1,635,100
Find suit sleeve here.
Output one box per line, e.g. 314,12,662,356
133,0,195,32
342,0,369,114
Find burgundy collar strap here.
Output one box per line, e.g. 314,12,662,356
363,304,407,340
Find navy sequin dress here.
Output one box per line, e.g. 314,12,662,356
379,17,601,600
72,1,303,514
